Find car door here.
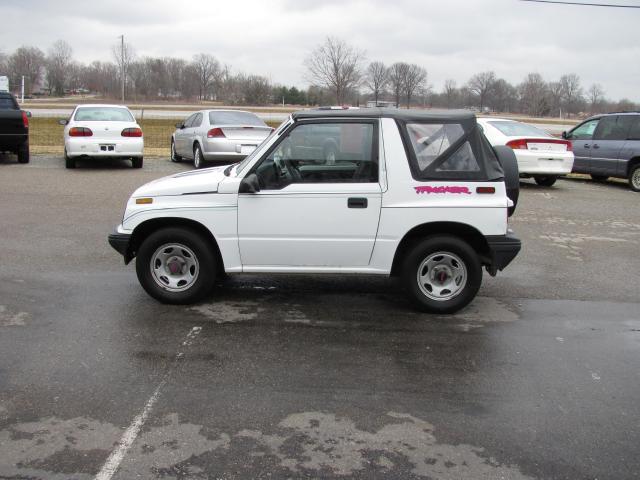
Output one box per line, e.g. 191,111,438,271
590,115,632,176
237,120,382,268
619,115,640,177
187,112,203,158
567,118,599,173
175,114,195,157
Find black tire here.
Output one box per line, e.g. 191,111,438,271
64,149,75,169
629,165,640,192
135,227,217,304
493,145,519,216
17,143,29,163
401,235,482,314
193,144,204,169
170,140,182,163
590,174,608,183
132,157,143,168
534,175,557,187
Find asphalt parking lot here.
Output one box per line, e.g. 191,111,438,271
1,154,639,480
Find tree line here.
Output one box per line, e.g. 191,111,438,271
0,37,636,117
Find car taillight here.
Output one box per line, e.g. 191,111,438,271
506,138,572,152
207,128,225,138
121,127,143,137
69,127,93,137
22,111,29,129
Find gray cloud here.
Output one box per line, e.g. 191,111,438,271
1,0,638,100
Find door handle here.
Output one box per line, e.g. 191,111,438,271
584,144,590,149
592,144,600,149
348,197,368,208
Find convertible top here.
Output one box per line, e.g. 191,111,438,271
292,108,476,128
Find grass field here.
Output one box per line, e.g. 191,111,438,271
28,117,281,156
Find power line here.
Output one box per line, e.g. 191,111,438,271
520,0,640,7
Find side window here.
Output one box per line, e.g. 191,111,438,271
183,114,196,128
252,122,377,190
570,119,599,140
192,113,203,128
593,116,631,141
628,116,640,140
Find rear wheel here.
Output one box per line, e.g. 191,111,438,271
136,227,216,304
170,140,182,163
402,236,482,314
64,149,75,169
193,144,204,169
132,157,143,168
17,143,29,163
590,174,608,182
534,175,557,187
629,165,640,192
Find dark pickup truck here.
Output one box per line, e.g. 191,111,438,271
0,92,30,163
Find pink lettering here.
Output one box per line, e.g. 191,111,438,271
415,186,472,195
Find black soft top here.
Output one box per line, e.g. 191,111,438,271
293,108,476,128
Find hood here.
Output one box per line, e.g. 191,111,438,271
133,165,229,197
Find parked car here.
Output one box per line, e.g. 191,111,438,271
478,118,573,187
109,109,521,314
563,112,640,192
59,104,143,169
170,110,273,169
0,91,30,163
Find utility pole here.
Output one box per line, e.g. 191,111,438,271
119,34,125,103
21,75,24,103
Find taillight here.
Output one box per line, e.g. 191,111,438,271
207,128,225,138
22,111,29,129
69,127,93,137
506,138,572,152
121,127,143,137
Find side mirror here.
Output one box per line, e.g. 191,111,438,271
58,119,68,126
561,131,568,139
239,173,260,193
25,111,32,118
175,122,184,129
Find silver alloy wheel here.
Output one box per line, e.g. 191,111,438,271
194,147,201,168
417,251,467,301
632,167,640,190
150,243,200,292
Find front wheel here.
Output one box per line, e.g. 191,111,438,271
136,227,216,304
402,236,482,314
534,175,557,187
629,165,640,192
193,144,204,169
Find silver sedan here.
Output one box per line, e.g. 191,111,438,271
170,109,273,169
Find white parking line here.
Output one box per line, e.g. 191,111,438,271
94,326,203,480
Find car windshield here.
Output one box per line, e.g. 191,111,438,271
488,121,550,138
209,111,265,126
74,107,134,122
0,96,17,109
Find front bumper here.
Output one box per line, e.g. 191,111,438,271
485,232,522,274
108,231,133,264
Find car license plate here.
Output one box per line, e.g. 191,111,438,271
99,144,116,152
528,142,566,152
240,145,256,154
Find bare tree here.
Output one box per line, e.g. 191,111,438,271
491,78,517,113
387,62,408,108
304,37,364,105
46,40,73,95
443,79,457,108
403,64,427,108
519,73,549,117
7,46,45,95
560,73,583,116
364,61,388,105
588,83,605,113
192,53,220,101
548,80,565,117
468,71,496,112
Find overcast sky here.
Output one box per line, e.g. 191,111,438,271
2,0,639,100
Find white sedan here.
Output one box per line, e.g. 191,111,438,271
60,104,144,169
478,118,573,187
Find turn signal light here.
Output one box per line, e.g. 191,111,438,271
121,127,143,137
207,128,225,138
69,127,93,137
135,198,153,205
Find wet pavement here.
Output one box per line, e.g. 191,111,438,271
0,154,639,479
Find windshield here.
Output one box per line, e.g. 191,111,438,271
209,111,266,126
488,121,550,138
74,107,134,122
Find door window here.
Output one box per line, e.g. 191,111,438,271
627,116,640,140
251,122,377,189
593,116,632,141
183,114,196,128
192,113,203,128
570,119,599,140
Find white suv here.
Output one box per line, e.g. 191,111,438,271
109,109,521,313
